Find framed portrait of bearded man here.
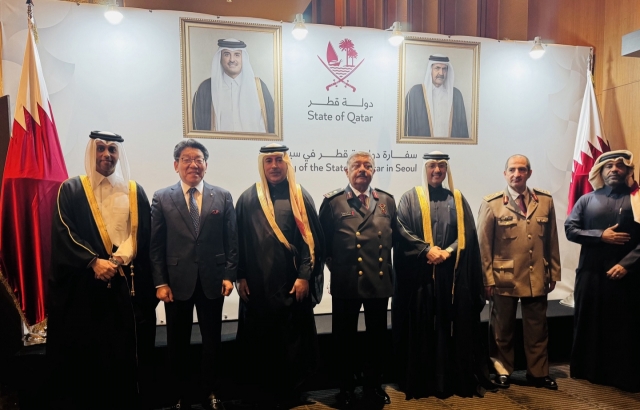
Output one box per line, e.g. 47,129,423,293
181,18,282,140
397,37,479,144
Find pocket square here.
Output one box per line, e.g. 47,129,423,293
211,209,220,215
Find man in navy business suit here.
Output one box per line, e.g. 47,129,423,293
150,139,238,410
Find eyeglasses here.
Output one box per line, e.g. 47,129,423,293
180,157,205,165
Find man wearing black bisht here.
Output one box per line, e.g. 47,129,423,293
393,151,493,399
565,150,640,392
235,143,324,408
47,131,154,410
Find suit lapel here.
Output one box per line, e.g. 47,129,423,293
170,181,197,238
198,183,216,235
345,185,368,216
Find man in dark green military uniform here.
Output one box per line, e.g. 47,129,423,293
319,151,396,408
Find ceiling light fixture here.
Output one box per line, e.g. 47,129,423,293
104,0,123,25
387,22,404,46
530,36,545,59
292,13,308,40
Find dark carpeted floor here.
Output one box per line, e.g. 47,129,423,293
3,364,640,409
218,365,640,410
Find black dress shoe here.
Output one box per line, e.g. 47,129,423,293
494,375,511,388
527,375,558,390
364,386,391,405
202,393,223,410
168,399,191,409
336,389,357,407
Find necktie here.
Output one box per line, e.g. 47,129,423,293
358,193,367,207
188,187,200,235
518,194,527,214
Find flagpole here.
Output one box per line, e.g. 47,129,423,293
561,47,608,309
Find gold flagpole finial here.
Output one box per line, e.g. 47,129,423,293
26,0,38,43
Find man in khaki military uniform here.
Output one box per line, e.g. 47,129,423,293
477,154,561,390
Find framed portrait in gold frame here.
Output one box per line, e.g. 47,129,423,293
181,18,282,140
397,37,479,144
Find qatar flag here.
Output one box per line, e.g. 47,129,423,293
0,23,68,327
567,71,610,215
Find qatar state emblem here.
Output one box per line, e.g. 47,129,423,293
317,39,365,92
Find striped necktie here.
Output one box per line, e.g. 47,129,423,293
188,187,199,235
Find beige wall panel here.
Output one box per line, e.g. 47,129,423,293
602,0,640,90
455,0,479,36
423,0,440,34
498,0,528,40
528,0,604,97
600,83,640,159
124,0,311,22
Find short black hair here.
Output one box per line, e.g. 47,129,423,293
173,139,209,161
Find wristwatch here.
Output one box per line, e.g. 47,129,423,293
445,247,454,255
108,256,121,267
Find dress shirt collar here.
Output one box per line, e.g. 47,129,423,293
181,180,204,195
507,185,529,203
349,184,371,197
94,172,121,188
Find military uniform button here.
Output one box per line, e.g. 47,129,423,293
379,257,383,262
379,245,383,249
530,266,533,270
378,231,382,236
358,257,363,262
528,234,532,239
379,271,384,276
527,220,530,224
359,271,363,276
357,244,361,249
529,250,533,254
356,231,361,236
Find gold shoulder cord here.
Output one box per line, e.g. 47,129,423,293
415,186,436,281
421,84,435,137
256,182,292,251
451,189,466,303
296,184,315,267
80,175,114,256
415,186,467,305
79,176,138,295
80,175,115,288
256,77,268,131
415,186,434,246
128,181,138,296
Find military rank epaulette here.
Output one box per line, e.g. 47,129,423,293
483,191,504,202
374,187,394,198
323,187,344,199
533,187,551,196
